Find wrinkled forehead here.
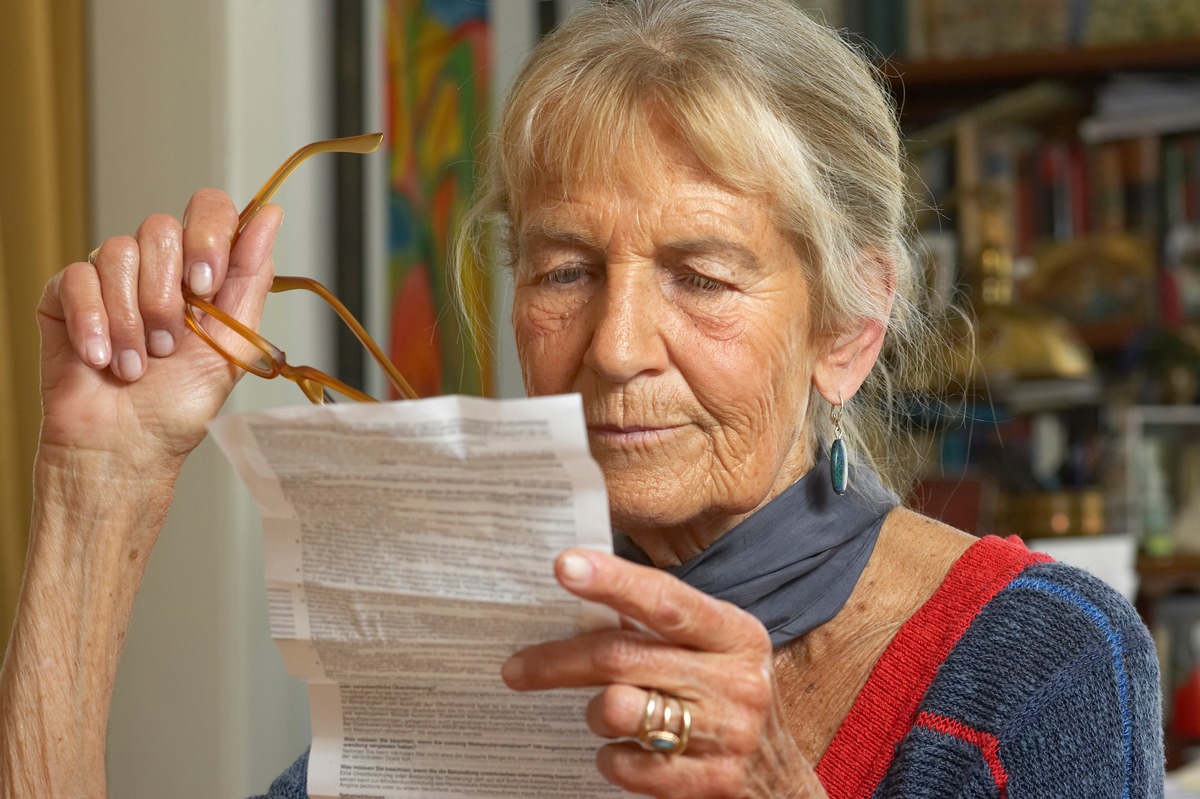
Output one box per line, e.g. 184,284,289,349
503,88,780,230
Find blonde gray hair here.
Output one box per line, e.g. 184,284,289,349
455,0,932,496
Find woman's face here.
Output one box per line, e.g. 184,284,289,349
512,139,821,559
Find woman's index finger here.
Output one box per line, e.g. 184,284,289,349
181,188,240,298
555,549,768,655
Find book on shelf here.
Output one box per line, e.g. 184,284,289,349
1094,74,1200,117
1163,134,1200,325
1082,0,1200,48
920,0,1073,61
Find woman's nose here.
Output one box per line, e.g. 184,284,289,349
582,267,669,384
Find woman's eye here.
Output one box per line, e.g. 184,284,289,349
542,265,587,286
679,272,727,292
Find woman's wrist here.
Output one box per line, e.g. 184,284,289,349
35,428,191,484
0,447,182,798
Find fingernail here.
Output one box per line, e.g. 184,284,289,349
118,349,143,381
501,655,524,684
188,262,213,295
559,553,594,585
85,337,110,367
148,329,175,358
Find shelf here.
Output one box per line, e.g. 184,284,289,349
884,39,1200,89
1137,553,1200,602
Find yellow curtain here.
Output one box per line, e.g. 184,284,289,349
0,0,89,645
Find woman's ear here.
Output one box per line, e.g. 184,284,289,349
812,253,895,404
812,318,888,404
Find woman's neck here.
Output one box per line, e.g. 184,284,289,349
771,508,976,762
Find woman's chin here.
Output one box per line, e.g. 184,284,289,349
606,482,760,544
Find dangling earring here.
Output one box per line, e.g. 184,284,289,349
830,396,848,495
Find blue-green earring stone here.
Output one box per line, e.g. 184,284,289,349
830,437,848,495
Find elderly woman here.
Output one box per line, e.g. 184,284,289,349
1,0,1163,797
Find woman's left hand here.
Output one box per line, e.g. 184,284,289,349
502,549,828,799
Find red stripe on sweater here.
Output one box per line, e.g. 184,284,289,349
815,535,1050,799
915,710,1009,796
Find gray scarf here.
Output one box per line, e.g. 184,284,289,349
613,455,899,648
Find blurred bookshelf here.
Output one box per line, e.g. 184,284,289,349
889,42,1200,130
891,40,1200,87
799,0,1200,64
799,0,1200,764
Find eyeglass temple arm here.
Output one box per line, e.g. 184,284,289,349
206,132,418,400
270,275,420,401
234,132,385,241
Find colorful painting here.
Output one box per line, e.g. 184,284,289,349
387,0,491,398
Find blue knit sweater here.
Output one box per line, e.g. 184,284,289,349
251,536,1165,798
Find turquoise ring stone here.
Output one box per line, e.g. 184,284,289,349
646,731,682,753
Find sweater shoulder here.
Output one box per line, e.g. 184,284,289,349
1006,558,1150,638
882,557,1163,798
951,557,1153,677
917,555,1158,726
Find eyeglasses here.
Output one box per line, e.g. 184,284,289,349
183,134,418,404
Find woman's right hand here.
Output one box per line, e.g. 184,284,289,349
35,188,283,474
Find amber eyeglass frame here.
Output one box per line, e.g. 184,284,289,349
183,133,418,404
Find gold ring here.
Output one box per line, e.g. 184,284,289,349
637,689,691,755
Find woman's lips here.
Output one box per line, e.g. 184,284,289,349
587,423,685,444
